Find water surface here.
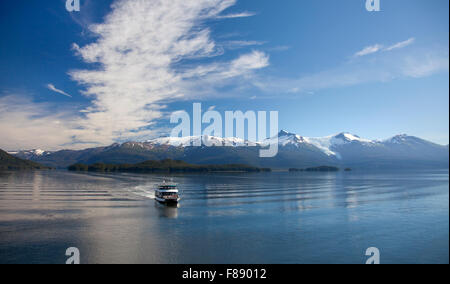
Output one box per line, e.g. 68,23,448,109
0,170,448,264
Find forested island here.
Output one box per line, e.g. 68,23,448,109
68,159,271,173
289,166,343,172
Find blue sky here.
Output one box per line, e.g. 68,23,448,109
0,0,448,150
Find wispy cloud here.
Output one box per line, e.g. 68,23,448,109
259,47,449,94
46,84,72,98
216,12,256,19
0,95,77,150
178,50,269,98
355,44,384,57
67,0,268,146
0,94,168,150
384,37,415,51
0,0,268,150
355,38,416,57
266,45,291,52
222,40,266,50
401,51,449,78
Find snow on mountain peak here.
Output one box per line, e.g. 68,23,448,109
303,136,340,158
302,133,374,159
332,133,372,144
22,149,48,156
33,149,45,156
384,134,418,144
142,130,377,159
278,130,294,137
148,135,255,147
7,149,52,159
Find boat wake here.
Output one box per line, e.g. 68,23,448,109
130,184,156,200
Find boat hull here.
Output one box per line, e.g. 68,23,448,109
155,197,180,204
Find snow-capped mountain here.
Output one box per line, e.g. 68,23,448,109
270,131,375,158
145,130,374,155
9,149,53,160
8,131,449,169
147,135,259,147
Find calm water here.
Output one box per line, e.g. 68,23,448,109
0,170,448,264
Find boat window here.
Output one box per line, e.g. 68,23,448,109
159,186,177,190
161,192,178,196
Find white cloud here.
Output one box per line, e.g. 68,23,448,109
68,0,268,146
267,45,291,52
47,84,72,98
223,40,265,50
256,38,445,95
355,38,416,57
177,50,269,99
216,12,256,19
0,0,269,150
384,38,415,51
355,44,384,57
259,48,449,94
0,96,77,150
402,52,449,78
0,94,168,150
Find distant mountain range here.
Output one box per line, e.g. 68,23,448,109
8,131,449,170
0,149,49,170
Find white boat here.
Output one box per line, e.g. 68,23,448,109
155,181,180,204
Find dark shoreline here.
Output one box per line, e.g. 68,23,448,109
68,159,272,174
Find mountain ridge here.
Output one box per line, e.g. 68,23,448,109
0,149,50,170
9,131,449,170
